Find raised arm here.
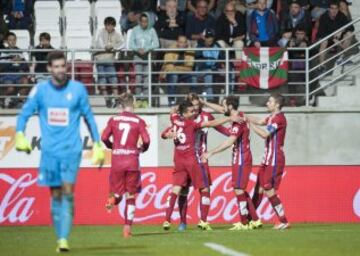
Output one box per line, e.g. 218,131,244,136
245,115,267,126
161,126,176,140
202,100,225,114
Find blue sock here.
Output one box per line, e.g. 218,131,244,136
51,197,62,239
60,193,74,240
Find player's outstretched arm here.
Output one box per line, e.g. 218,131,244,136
201,100,225,114
245,115,266,126
201,116,231,128
208,113,231,137
249,122,270,139
161,126,176,140
16,86,41,153
202,136,237,162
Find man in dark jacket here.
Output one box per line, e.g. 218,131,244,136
155,0,186,48
317,0,354,67
216,1,246,59
279,0,312,46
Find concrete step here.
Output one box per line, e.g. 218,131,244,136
336,85,360,106
317,96,338,107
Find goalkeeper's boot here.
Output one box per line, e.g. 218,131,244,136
56,238,70,253
229,222,250,231
123,224,132,238
198,220,212,231
178,223,187,232
273,222,290,230
163,221,171,231
249,219,263,229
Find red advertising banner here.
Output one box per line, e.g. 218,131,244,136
1,166,360,226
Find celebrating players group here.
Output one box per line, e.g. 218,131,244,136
15,51,289,253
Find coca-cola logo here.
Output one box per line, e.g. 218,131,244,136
0,173,37,223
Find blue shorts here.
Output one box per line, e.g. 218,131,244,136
38,153,82,187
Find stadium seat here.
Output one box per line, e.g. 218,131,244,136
64,0,91,31
34,1,61,33
65,30,92,60
34,31,62,49
95,0,122,32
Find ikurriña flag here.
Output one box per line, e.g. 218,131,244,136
239,47,288,89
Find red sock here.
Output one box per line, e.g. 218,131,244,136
200,191,210,222
268,194,288,223
236,194,249,225
124,198,135,225
165,193,178,222
178,195,188,224
245,192,259,221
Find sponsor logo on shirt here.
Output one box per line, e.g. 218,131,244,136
48,108,69,126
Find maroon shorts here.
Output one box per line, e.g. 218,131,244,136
109,170,141,196
258,164,284,190
173,160,211,189
232,164,252,190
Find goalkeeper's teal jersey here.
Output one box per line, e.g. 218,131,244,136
16,79,100,157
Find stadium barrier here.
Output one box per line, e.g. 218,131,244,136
1,166,360,226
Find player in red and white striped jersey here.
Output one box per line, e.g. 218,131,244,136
245,93,290,230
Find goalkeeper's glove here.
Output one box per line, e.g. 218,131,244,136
91,142,105,165
15,132,32,153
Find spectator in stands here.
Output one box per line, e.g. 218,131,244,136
317,0,354,70
216,1,246,59
185,0,216,46
32,32,54,83
159,0,188,14
187,0,216,15
214,1,247,18
129,13,159,107
278,0,310,17
279,0,312,46
95,17,124,108
4,0,33,31
339,0,352,20
0,8,8,49
192,28,224,101
248,0,279,47
120,0,157,33
310,0,329,21
155,0,186,48
288,24,309,105
0,32,29,108
161,35,194,106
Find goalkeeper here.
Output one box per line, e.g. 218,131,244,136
16,51,105,253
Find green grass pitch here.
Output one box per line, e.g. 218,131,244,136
1,224,360,256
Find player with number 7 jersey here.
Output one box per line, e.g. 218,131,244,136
101,93,150,238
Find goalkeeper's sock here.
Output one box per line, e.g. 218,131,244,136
200,191,210,222
124,198,136,225
236,194,249,225
268,194,288,223
51,196,62,239
165,193,178,223
178,194,188,224
60,193,74,240
245,192,259,221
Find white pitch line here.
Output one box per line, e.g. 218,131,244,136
204,243,250,256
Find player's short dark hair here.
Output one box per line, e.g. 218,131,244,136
39,32,51,41
179,100,193,116
47,51,66,66
270,93,285,109
104,16,116,26
118,93,134,108
329,0,340,7
225,96,239,110
6,32,16,40
140,13,148,20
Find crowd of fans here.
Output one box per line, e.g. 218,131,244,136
0,0,358,108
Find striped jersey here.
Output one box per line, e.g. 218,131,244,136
230,112,252,166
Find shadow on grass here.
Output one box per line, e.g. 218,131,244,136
72,244,148,254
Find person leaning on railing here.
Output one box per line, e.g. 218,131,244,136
317,0,354,72
0,32,29,109
160,34,195,106
94,16,125,108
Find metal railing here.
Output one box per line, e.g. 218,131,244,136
0,17,360,109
